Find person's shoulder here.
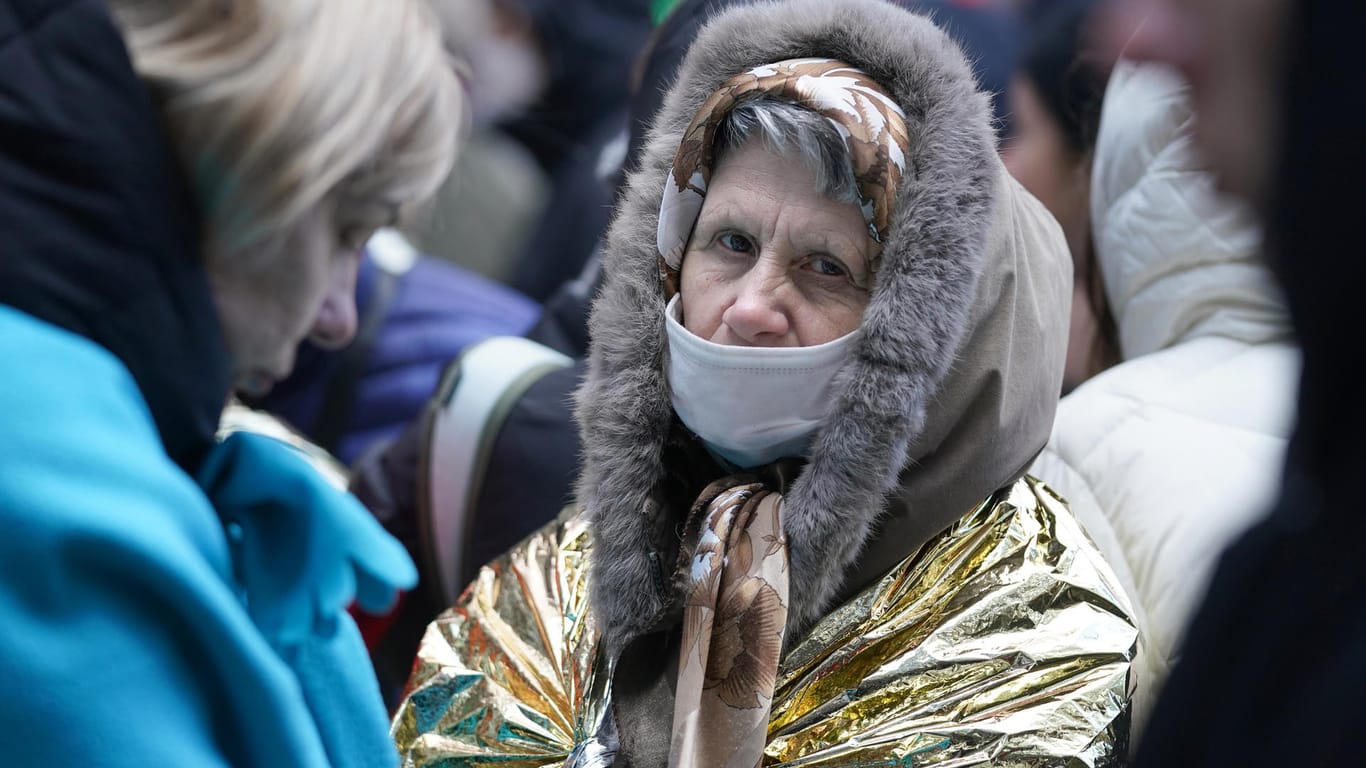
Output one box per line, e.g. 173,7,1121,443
1122,337,1298,425
1052,336,1297,462
1016,475,1131,581
1041,337,1295,567
0,306,228,576
0,305,143,407
0,305,168,470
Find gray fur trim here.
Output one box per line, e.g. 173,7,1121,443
576,0,998,650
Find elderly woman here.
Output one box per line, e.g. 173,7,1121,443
0,0,458,765
394,0,1134,765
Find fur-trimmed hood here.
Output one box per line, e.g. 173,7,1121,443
576,0,1072,651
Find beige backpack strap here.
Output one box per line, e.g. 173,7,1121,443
417,336,573,605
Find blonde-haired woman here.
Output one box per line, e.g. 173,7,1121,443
0,0,459,765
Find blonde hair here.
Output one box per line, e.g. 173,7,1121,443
110,0,463,270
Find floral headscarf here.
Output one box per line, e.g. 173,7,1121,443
656,58,912,296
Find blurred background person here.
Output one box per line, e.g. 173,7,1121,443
1004,0,1119,392
1083,0,1366,764
1030,58,1298,746
400,0,552,286
500,0,655,301
407,0,654,295
0,0,459,764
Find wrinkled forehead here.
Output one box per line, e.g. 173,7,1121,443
656,58,910,298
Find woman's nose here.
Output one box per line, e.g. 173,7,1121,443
309,256,360,350
721,265,791,345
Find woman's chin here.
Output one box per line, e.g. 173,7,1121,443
233,370,278,400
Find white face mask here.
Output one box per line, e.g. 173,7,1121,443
665,296,856,469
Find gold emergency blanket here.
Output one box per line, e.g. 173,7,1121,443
393,477,1136,766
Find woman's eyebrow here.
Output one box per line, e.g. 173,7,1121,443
695,201,747,229
796,230,868,264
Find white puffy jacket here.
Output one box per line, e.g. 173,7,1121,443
1031,63,1300,742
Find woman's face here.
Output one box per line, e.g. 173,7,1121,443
679,141,874,347
1003,76,1092,262
1003,75,1103,390
209,205,363,398
1100,0,1288,205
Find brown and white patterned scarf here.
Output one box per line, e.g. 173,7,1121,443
656,58,911,297
669,482,789,768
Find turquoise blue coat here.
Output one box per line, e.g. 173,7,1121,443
0,306,416,766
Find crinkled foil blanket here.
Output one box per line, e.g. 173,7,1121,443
392,477,1136,766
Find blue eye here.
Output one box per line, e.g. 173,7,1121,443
809,256,848,277
719,233,754,253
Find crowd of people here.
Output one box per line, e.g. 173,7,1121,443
1,0,1358,765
